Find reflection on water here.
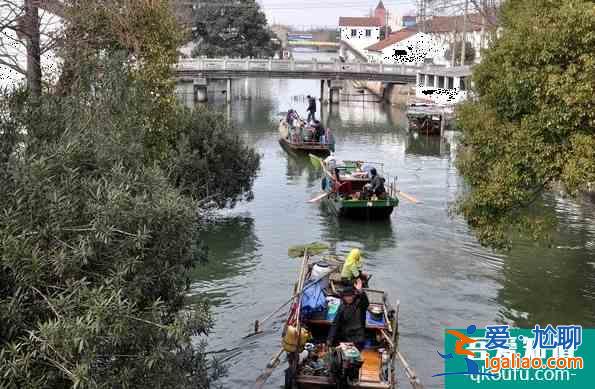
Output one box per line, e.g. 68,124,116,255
190,216,260,306
406,132,451,158
320,216,397,254
188,56,595,388
497,196,595,327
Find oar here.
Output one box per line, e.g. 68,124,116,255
254,347,285,389
397,190,420,204
307,192,329,203
244,296,294,339
396,350,424,389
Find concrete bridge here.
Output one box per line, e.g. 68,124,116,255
175,58,423,103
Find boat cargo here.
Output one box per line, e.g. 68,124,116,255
315,156,399,220
282,254,401,389
279,115,335,157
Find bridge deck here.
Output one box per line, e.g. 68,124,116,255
175,58,424,82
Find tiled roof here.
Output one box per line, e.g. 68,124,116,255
426,13,493,33
376,0,385,10
339,17,382,27
365,29,418,52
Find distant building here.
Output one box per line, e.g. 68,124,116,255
374,0,387,26
389,14,418,32
415,66,473,105
402,15,417,29
365,29,418,63
338,17,382,56
424,13,494,65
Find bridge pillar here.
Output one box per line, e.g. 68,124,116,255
329,80,342,105
226,79,232,103
330,88,341,105
320,80,325,105
193,78,208,103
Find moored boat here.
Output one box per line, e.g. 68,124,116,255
317,158,399,220
406,102,455,136
282,253,402,389
279,113,335,157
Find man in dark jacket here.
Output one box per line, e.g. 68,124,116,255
306,95,317,122
327,285,369,349
369,168,386,197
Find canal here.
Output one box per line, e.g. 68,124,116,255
186,52,595,388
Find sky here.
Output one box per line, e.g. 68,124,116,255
259,0,417,28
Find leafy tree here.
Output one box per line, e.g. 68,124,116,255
0,4,260,388
455,0,595,247
192,0,279,58
166,106,260,207
444,40,476,66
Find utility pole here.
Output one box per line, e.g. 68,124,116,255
460,0,469,66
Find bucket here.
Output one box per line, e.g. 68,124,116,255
311,262,331,280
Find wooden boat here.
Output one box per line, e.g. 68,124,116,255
282,254,401,389
318,158,399,220
279,118,334,157
406,102,453,136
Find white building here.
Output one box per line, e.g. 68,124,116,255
338,17,382,58
415,66,472,105
365,30,441,65
424,14,491,66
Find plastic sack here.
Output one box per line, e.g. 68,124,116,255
300,280,327,318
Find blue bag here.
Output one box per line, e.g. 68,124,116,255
300,280,327,318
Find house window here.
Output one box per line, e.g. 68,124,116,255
351,29,357,37
438,76,445,88
365,29,371,37
447,77,454,89
418,74,425,87
428,75,435,87
460,77,467,91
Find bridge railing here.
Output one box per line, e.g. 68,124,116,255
176,58,423,75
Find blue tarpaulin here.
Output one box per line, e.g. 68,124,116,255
300,280,326,318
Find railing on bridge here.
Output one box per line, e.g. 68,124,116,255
175,58,423,76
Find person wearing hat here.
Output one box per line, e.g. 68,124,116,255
369,168,386,198
326,283,369,350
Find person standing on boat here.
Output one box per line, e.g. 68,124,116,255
306,95,316,122
340,248,369,287
326,284,369,350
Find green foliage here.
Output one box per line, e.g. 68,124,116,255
288,242,330,258
59,0,183,161
444,40,476,65
455,0,595,248
166,106,260,207
192,0,280,58
0,55,258,389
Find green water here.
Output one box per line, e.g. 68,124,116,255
186,57,595,388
